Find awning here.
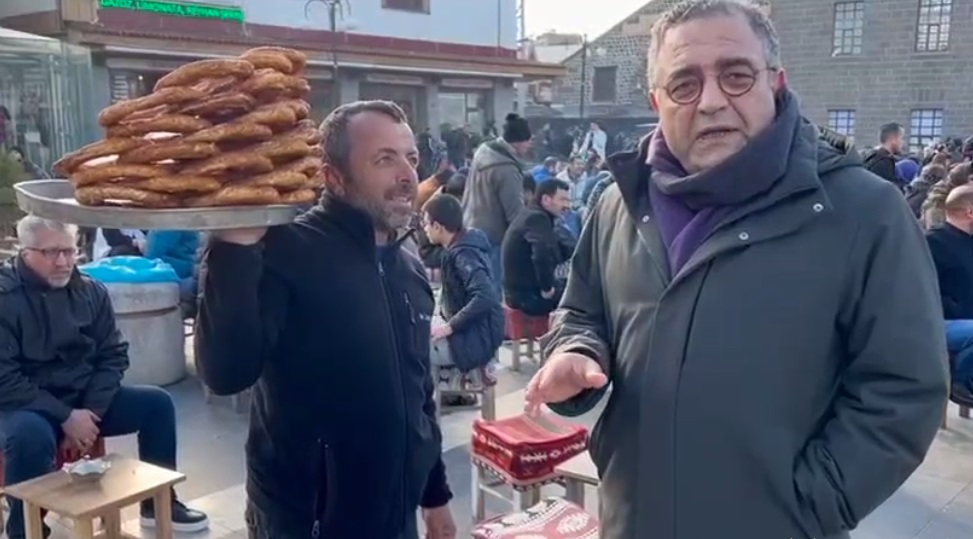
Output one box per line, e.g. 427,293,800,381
0,26,57,42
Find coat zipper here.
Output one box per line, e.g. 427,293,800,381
310,439,337,538
377,260,410,523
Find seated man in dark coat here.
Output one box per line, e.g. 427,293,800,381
926,184,973,400
0,215,208,539
501,179,575,316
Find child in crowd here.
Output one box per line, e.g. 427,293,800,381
421,194,504,401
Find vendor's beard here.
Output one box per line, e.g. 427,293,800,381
344,184,415,233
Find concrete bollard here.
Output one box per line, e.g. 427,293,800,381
104,282,186,386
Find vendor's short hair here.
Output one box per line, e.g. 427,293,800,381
319,100,408,177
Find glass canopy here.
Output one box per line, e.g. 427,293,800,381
0,27,96,176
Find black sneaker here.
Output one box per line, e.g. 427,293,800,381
140,498,210,533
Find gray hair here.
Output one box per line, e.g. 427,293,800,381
16,215,77,248
648,0,781,87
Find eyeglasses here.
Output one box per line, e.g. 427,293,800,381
663,65,774,105
24,247,78,260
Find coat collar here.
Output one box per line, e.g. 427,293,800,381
307,194,414,256
607,119,834,288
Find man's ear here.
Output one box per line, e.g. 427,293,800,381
773,68,788,92
321,164,345,197
649,90,660,111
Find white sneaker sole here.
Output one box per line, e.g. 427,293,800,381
140,517,210,534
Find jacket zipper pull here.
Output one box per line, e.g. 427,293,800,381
311,520,320,538
378,261,385,277
403,293,416,324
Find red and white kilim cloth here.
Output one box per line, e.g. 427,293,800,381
471,497,599,539
471,414,588,486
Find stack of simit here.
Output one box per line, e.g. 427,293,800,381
53,46,325,208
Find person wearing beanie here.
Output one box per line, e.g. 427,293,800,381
461,112,533,292
895,158,920,188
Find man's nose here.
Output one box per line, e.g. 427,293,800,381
697,78,729,114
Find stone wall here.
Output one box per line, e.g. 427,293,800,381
555,33,652,119
547,0,767,120
772,0,973,149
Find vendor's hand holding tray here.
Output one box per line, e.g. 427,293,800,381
15,179,300,230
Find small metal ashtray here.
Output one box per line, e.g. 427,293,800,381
63,457,111,482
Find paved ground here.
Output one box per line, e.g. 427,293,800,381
36,340,973,538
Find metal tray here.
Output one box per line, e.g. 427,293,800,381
15,180,300,230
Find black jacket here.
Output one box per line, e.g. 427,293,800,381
195,196,451,539
927,223,973,319
863,147,898,186
439,228,504,371
501,204,563,303
0,257,129,422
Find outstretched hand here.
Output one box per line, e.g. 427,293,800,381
525,352,608,415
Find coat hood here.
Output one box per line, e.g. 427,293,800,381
816,125,865,177
452,227,492,256
471,138,524,172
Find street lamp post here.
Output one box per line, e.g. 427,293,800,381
577,36,606,123
305,0,350,109
579,34,588,122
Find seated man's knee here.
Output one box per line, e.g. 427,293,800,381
1,411,57,458
130,386,176,418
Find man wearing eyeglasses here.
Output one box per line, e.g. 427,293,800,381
0,215,208,539
525,1,947,538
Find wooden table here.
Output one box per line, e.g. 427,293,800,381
555,452,599,506
3,454,185,539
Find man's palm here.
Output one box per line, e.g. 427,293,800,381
525,353,608,413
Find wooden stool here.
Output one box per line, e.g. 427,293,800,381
503,306,550,372
0,439,107,535
554,452,599,507
470,414,588,523
471,459,548,523
946,359,973,427
3,455,184,539
432,365,497,421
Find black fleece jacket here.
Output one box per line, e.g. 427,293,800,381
195,196,451,539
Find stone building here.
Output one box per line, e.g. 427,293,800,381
772,0,973,152
535,0,764,122
538,1,664,121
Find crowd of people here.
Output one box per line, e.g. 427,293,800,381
855,120,973,403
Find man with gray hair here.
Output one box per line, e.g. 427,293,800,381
525,1,947,537
0,215,208,539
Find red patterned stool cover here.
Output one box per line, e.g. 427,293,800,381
472,497,599,539
504,306,550,340
472,413,587,487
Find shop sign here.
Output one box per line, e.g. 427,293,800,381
365,73,424,86
98,0,245,22
440,78,493,90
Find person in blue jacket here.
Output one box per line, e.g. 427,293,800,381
144,231,200,316
530,156,558,184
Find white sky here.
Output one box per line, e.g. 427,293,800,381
524,0,648,37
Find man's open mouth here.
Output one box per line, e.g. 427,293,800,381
697,128,737,140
